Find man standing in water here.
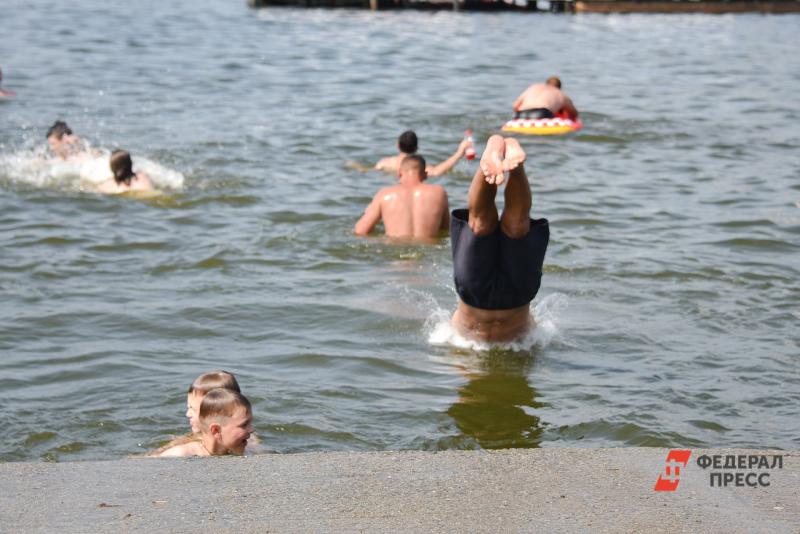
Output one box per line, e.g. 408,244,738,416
354,154,449,239
373,130,471,177
512,76,579,120
450,135,549,342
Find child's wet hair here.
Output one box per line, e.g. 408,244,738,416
199,388,252,422
188,370,241,395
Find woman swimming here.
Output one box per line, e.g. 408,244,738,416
96,150,154,194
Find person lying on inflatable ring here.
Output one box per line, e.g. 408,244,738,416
512,76,578,121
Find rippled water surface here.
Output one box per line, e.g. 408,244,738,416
1,1,799,461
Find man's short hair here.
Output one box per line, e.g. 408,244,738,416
46,120,72,140
398,130,418,154
401,154,426,176
546,76,562,89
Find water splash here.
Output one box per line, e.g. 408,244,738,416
0,146,184,191
426,293,567,351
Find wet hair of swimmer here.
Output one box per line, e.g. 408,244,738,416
199,388,252,424
46,120,73,140
188,370,241,396
398,130,418,154
546,76,562,89
401,154,427,178
110,150,136,185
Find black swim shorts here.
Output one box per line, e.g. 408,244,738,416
513,108,556,120
451,209,549,310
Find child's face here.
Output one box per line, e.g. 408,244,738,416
186,392,204,434
217,408,253,455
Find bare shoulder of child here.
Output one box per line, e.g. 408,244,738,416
157,441,209,458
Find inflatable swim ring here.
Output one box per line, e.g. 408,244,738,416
501,117,583,136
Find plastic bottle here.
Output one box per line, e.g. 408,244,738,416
464,129,476,160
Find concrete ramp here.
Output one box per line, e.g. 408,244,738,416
0,448,797,532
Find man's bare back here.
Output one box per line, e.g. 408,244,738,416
355,155,449,239
513,77,578,120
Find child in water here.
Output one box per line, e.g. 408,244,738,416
158,388,254,457
185,370,241,434
96,149,154,194
150,370,258,455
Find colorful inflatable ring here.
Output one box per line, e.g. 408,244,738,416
501,117,583,136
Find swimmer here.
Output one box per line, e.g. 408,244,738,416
157,388,254,457
95,150,154,194
354,154,449,239
450,135,549,343
512,76,578,120
0,67,16,98
361,130,471,177
46,120,84,159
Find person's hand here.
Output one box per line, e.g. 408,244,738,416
458,138,471,155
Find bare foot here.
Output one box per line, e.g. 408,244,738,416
480,135,506,185
502,137,526,172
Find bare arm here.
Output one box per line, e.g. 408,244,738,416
561,96,578,119
427,139,469,178
346,161,374,173
512,93,525,112
354,191,383,236
513,84,534,111
440,189,450,231
374,156,398,173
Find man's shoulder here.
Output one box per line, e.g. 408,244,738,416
416,183,447,199
422,183,447,193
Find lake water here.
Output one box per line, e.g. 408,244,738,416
1,1,798,461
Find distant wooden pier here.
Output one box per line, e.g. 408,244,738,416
248,0,800,12
574,0,800,12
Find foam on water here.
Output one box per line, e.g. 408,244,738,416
0,147,185,191
426,293,567,352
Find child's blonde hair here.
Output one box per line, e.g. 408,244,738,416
188,370,240,395
199,388,252,426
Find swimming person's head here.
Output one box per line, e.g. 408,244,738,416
198,388,253,455
46,120,72,140
109,150,137,186
398,130,418,155
46,121,75,157
546,76,562,89
186,370,241,434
